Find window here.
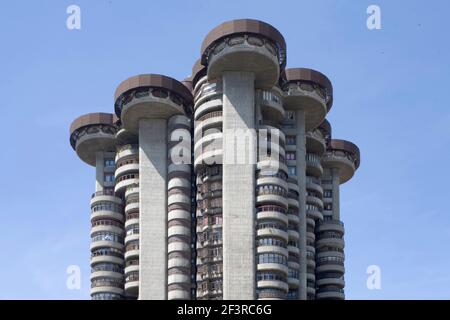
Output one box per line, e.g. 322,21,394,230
104,174,114,183
324,203,333,210
104,159,115,167
286,135,296,145
286,111,295,121
288,166,297,176
286,152,296,161
323,190,332,198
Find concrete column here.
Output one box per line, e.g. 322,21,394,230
222,71,256,300
138,119,168,300
95,152,104,192
331,168,341,220
295,110,307,300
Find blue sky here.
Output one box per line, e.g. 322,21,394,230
0,0,449,299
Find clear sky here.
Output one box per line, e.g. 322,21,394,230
0,0,449,300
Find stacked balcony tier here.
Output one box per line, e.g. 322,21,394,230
115,144,139,299
167,115,192,300
90,191,125,300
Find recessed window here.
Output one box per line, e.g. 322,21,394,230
323,190,333,198
286,152,296,160
286,136,296,145
288,166,297,176
104,159,115,167
104,174,115,183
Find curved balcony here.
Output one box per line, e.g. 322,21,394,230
124,233,139,245
194,132,223,157
91,285,124,296
256,210,288,225
194,87,222,111
124,217,139,229
90,240,123,252
168,241,190,254
168,289,191,300
256,88,285,122
257,245,288,257
288,229,299,240
194,149,223,169
90,192,123,207
257,159,288,175
168,193,190,208
282,68,332,131
316,236,345,249
69,113,117,166
306,130,326,155
257,263,289,276
287,198,299,209
124,248,139,261
316,262,345,274
115,145,138,163
90,270,123,281
306,207,323,221
124,201,139,215
201,19,286,88
306,177,323,195
115,76,192,134
168,225,190,238
306,286,316,297
256,193,288,209
257,280,289,292
168,256,190,269
91,254,124,266
306,154,323,177
316,220,345,234
115,176,139,195
316,277,345,288
90,225,123,237
316,287,345,300
257,228,288,242
91,210,124,223
256,176,288,191
168,273,190,286
322,139,360,184
194,112,223,138
194,97,223,119
168,177,190,191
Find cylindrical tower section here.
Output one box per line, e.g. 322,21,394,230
282,68,333,300
193,62,224,300
317,138,360,300
167,115,192,300
115,74,193,300
70,113,125,300
201,19,286,300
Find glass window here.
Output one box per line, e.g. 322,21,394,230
104,174,115,182
286,152,296,160
288,166,297,176
286,135,296,145
104,159,115,167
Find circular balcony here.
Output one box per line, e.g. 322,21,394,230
257,245,288,257
282,68,332,131
256,176,288,191
124,217,139,229
287,245,299,256
306,286,315,297
194,149,223,170
306,178,323,195
168,225,190,238
322,139,361,184
124,201,139,215
168,289,191,300
306,195,323,209
168,193,190,208
201,19,286,88
306,272,315,282
168,256,190,269
306,156,323,177
91,254,123,266
115,127,137,145
287,276,300,288
306,208,323,221
316,262,345,274
256,193,288,209
114,74,193,134
124,233,139,245
90,225,123,237
288,230,299,240
69,113,118,166
287,197,299,209
168,273,190,285
168,241,190,254
124,248,139,260
194,112,223,138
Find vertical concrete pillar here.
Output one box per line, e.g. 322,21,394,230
222,71,256,300
331,168,341,220
138,118,168,300
295,110,307,300
95,152,104,192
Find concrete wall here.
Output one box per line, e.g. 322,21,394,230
222,71,256,300
139,119,168,300
295,110,307,300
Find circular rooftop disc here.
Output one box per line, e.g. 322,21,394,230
114,74,193,134
201,19,286,88
283,68,333,131
322,139,360,184
69,113,118,166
